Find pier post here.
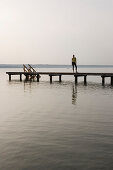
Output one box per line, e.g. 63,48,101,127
84,76,87,85
9,74,11,81
50,75,52,83
102,76,105,86
20,74,22,81
111,77,113,86
37,74,40,82
26,75,29,81
59,75,62,82
75,76,78,84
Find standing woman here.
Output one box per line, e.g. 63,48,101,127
72,55,77,72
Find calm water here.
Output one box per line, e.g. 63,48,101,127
0,67,113,170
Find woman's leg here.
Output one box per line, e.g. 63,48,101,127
75,64,77,72
72,63,74,72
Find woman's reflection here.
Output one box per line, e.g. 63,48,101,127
72,84,77,105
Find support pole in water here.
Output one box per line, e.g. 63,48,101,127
26,75,29,81
102,76,105,86
59,75,62,82
84,75,87,85
75,76,78,84
111,77,113,86
20,74,22,81
9,74,11,81
37,74,40,82
50,75,52,83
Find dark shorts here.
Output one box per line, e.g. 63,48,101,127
72,62,76,66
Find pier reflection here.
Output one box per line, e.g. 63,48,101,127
72,84,77,105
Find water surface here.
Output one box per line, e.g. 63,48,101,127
0,67,113,170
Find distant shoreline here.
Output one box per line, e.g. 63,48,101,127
0,64,113,68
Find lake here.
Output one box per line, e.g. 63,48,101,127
0,66,113,170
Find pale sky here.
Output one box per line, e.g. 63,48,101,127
0,0,113,65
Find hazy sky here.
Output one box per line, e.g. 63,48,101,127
0,0,113,65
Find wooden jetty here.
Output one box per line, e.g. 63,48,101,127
6,71,113,86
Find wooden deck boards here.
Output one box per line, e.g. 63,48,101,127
6,71,113,85
6,72,113,76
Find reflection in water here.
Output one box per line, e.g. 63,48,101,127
72,84,77,105
24,80,32,92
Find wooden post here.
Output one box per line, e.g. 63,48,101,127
37,74,40,82
102,76,105,86
50,75,52,83
20,74,22,81
26,75,29,81
75,76,78,84
59,75,62,82
84,76,87,85
111,77,113,86
9,74,11,81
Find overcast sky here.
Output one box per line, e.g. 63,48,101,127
0,0,113,65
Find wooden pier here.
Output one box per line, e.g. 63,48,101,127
6,72,113,86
